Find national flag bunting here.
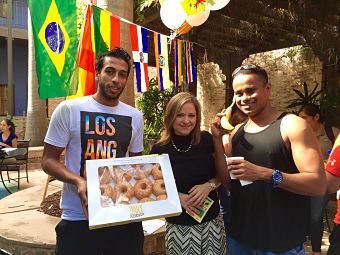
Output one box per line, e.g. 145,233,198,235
154,32,170,91
69,5,121,99
28,0,78,98
92,5,120,56
68,4,95,99
185,41,196,84
130,24,149,92
174,38,184,87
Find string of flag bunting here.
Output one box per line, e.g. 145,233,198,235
28,0,197,99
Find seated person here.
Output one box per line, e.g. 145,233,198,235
0,119,18,164
0,119,18,148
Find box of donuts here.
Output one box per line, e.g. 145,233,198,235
86,154,182,229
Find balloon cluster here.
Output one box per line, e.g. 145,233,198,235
160,0,230,34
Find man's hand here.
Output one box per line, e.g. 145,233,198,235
228,159,271,182
75,176,89,219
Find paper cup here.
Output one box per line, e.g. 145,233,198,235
225,156,252,186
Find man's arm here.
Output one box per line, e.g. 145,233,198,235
278,114,326,195
41,143,88,216
228,115,326,196
326,172,340,194
326,136,340,193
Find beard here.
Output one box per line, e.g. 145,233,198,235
98,80,123,100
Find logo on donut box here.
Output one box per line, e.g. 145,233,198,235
86,154,182,229
130,204,144,218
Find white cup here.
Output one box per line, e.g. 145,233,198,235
225,156,253,186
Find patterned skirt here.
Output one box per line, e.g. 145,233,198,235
165,215,226,255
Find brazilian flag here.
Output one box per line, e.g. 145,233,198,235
27,0,78,98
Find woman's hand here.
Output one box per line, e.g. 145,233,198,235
187,183,212,208
178,192,200,215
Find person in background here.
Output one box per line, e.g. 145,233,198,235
0,119,18,148
218,106,247,235
41,47,144,255
217,64,326,255
299,103,339,255
150,92,226,254
324,135,340,255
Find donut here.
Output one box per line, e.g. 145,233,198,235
112,167,132,183
134,179,153,200
153,179,167,196
115,182,134,203
100,184,117,202
156,194,167,201
99,166,112,184
139,197,155,203
151,163,163,180
133,164,150,180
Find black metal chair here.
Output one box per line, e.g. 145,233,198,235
0,147,27,193
12,139,31,183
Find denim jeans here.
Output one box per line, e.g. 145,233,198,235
227,237,306,255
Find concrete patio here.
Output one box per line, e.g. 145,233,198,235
0,146,336,254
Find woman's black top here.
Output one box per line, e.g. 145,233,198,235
150,131,220,225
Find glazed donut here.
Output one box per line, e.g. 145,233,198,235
151,163,163,180
134,179,153,200
112,167,132,183
115,182,134,203
133,164,150,180
100,184,113,196
156,194,167,201
139,197,155,203
99,166,112,184
153,179,167,196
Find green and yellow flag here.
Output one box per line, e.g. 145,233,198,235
27,0,78,98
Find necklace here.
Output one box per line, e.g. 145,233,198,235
171,140,192,153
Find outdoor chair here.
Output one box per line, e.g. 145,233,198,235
0,147,27,193
13,139,31,183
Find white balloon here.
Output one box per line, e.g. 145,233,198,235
160,0,187,30
206,0,230,11
186,10,210,27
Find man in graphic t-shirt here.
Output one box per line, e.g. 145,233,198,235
42,47,144,255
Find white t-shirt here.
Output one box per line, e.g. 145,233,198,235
44,96,144,220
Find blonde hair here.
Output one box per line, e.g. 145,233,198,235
157,92,201,146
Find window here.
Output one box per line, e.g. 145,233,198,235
0,0,7,18
0,84,8,115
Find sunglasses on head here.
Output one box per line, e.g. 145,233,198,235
232,64,268,82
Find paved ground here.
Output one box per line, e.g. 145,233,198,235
1,164,337,254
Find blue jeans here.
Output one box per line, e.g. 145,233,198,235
227,237,306,255
310,194,331,252
218,185,231,233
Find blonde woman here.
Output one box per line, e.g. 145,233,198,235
150,92,226,254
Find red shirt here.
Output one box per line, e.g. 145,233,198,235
325,145,340,224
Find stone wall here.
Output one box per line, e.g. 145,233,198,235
197,47,323,130
197,62,227,131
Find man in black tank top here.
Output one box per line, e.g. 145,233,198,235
213,65,326,254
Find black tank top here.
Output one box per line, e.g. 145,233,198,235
230,116,309,252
